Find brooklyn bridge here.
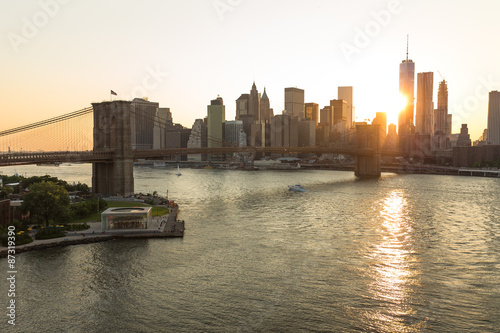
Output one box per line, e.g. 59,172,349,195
0,101,385,196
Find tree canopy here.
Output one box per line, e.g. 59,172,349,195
1,174,90,195
21,181,71,226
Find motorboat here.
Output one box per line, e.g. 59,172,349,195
288,184,306,192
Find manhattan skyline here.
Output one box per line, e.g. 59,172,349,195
1,0,500,140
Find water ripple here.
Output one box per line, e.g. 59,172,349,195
1,170,500,332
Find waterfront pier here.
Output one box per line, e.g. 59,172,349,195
0,203,184,258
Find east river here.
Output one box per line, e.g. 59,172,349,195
1,164,499,332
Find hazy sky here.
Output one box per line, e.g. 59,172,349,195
2,0,500,140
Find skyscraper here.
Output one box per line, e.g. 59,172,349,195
457,124,472,147
338,87,354,128
236,91,252,146
187,119,207,162
260,88,273,122
304,103,319,126
434,80,449,135
416,72,434,135
399,40,415,135
437,80,448,110
372,112,387,149
330,99,347,126
487,91,500,144
249,82,261,121
207,96,225,156
153,107,172,149
130,98,159,150
235,94,249,120
432,80,451,151
225,121,243,147
298,120,316,147
284,87,305,119
271,114,298,148
319,106,332,126
372,112,387,134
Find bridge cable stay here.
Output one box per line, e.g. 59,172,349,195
0,107,94,152
1,110,93,152
0,107,93,137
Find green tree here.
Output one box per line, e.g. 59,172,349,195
0,186,13,200
21,181,71,226
66,182,90,195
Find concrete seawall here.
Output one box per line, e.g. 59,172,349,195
0,235,113,258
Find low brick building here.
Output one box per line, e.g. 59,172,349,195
453,145,500,167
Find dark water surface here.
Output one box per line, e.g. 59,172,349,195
1,165,499,332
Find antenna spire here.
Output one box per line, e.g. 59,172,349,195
406,34,409,61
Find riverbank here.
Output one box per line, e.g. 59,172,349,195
0,205,184,258
300,163,500,178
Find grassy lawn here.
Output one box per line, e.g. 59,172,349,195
71,212,101,224
151,206,170,216
69,200,169,224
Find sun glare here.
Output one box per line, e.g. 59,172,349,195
386,94,408,127
396,93,408,111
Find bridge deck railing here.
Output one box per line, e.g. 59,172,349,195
0,146,403,167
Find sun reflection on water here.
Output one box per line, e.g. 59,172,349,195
366,190,424,332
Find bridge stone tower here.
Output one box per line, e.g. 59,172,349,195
355,124,381,179
92,101,134,197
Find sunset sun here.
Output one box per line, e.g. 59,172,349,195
387,93,408,126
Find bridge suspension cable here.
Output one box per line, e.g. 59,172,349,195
0,107,94,152
0,107,93,137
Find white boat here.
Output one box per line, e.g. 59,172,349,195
288,184,305,192
176,164,182,176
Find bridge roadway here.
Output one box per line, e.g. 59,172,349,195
0,146,387,167
0,150,115,166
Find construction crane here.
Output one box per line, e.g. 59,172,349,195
438,71,446,82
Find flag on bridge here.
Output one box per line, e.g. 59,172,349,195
111,90,117,96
